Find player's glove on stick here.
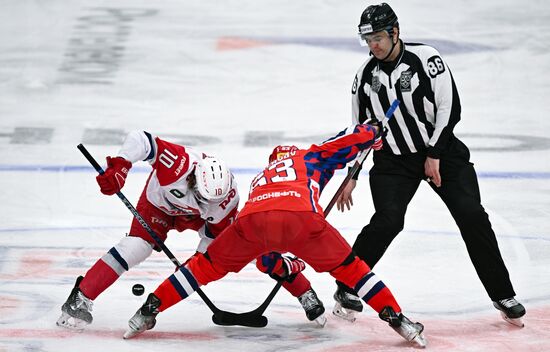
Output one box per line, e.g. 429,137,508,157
367,120,385,151
372,135,383,151
282,255,306,278
96,156,132,195
258,253,306,281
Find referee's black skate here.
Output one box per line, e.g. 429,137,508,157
493,297,525,327
379,306,427,348
124,293,161,339
298,288,327,327
56,276,94,330
332,286,363,322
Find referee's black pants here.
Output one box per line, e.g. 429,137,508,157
341,136,516,302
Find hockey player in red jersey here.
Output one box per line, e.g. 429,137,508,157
124,124,427,347
56,131,325,330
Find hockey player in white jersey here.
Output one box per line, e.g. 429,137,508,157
57,131,325,330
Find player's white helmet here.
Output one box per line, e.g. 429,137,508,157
194,156,232,202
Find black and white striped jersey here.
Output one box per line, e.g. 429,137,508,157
351,41,461,158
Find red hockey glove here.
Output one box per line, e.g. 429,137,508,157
282,255,306,277
257,253,306,280
96,156,132,195
372,135,383,151
366,120,384,151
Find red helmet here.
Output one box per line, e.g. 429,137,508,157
268,145,299,163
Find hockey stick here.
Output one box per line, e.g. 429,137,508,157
214,100,400,326
212,177,353,327
324,99,400,215
77,144,267,328
211,279,281,327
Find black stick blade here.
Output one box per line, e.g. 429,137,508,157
212,312,268,328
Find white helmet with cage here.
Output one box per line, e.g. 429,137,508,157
194,156,232,202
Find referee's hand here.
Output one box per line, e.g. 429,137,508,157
424,157,441,187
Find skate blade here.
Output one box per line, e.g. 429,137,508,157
332,303,357,323
411,332,428,348
123,327,143,339
500,311,524,328
314,314,327,327
56,312,88,331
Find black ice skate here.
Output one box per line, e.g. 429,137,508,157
123,293,161,339
332,286,363,322
493,297,526,327
56,276,94,330
298,288,327,327
379,306,427,348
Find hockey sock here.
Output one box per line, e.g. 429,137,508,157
354,272,401,314
79,259,120,300
154,252,228,312
154,265,200,312
80,237,153,300
282,273,311,297
330,257,400,314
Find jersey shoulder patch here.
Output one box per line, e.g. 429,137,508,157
406,43,446,79
153,138,193,186
426,55,446,78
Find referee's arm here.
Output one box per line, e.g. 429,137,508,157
426,53,462,159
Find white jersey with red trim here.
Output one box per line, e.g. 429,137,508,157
117,131,239,227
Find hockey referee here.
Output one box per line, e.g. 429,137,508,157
332,2,526,327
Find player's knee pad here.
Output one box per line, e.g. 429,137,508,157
100,236,153,275
186,252,227,285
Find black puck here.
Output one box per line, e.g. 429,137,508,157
132,283,145,296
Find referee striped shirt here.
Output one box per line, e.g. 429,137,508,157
351,41,461,158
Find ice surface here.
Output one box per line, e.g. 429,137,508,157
1,0,549,351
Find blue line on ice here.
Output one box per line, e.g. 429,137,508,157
1,164,550,179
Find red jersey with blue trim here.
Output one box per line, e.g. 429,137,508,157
238,124,377,218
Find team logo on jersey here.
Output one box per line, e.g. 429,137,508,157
371,76,381,93
351,75,358,94
219,188,237,210
151,217,169,228
400,71,412,92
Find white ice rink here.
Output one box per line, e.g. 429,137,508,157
1,0,550,351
